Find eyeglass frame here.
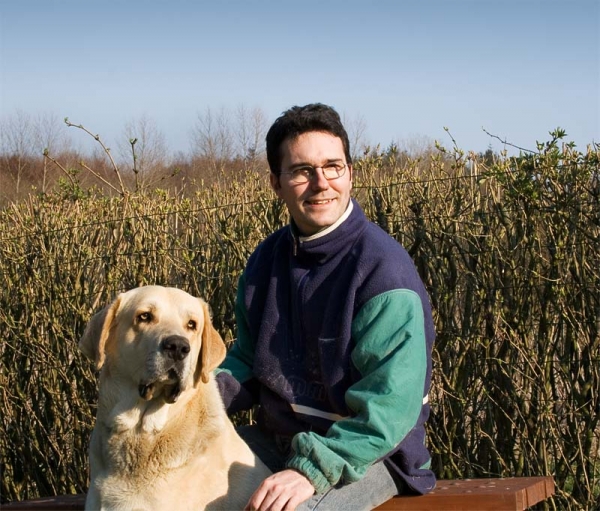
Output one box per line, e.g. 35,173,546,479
279,161,349,184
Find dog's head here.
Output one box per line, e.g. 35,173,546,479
79,286,227,403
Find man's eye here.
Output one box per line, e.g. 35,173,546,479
293,167,313,177
137,312,152,323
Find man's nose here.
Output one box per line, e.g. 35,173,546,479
310,168,330,190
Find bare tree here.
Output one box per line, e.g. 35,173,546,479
33,112,71,193
395,134,437,159
0,110,35,199
117,114,170,190
190,106,234,171
342,112,369,160
235,104,268,167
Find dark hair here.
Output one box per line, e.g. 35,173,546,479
265,103,352,175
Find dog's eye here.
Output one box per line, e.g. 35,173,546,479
138,312,153,323
187,320,197,330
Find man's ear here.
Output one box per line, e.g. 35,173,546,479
270,172,282,194
78,296,121,371
198,300,227,384
348,164,353,188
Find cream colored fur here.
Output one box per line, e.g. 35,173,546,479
79,286,270,510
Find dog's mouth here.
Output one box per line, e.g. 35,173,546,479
138,368,183,404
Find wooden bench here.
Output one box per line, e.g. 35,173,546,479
375,476,555,510
2,476,555,511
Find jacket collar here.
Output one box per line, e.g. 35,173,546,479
298,200,354,243
288,199,365,260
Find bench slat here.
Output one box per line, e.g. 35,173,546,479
375,476,555,511
3,477,555,511
2,494,85,511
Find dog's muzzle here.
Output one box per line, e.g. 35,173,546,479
161,335,190,361
138,335,191,403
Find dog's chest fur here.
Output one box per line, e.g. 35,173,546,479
91,382,233,509
106,408,219,477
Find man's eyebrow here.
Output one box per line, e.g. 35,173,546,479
288,158,344,168
288,161,312,169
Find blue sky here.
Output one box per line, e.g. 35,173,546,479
1,0,598,156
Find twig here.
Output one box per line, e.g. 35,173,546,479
130,138,139,192
482,128,536,154
64,118,128,196
43,149,78,188
79,160,124,195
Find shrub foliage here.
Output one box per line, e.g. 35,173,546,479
1,132,598,509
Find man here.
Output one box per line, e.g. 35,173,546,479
215,103,435,511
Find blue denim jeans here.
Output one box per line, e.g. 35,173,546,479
237,425,402,511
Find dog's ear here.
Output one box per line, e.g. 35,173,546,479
198,300,227,384
79,296,121,371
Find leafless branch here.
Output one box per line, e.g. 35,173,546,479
482,127,536,154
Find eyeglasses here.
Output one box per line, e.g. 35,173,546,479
280,162,348,184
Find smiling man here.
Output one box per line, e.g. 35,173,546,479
271,130,352,236
215,103,436,511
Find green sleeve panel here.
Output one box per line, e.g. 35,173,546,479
287,290,427,493
214,273,255,383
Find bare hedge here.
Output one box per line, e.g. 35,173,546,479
1,134,598,509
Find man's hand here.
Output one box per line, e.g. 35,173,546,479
244,469,315,511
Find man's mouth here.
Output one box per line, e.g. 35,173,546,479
306,198,334,206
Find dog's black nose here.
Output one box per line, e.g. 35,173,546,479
161,335,190,361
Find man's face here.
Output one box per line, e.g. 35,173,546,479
270,131,352,236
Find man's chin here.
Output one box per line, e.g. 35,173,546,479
297,218,336,236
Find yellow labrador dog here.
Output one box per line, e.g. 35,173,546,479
79,285,270,510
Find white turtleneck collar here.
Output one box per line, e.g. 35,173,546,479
298,199,354,243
